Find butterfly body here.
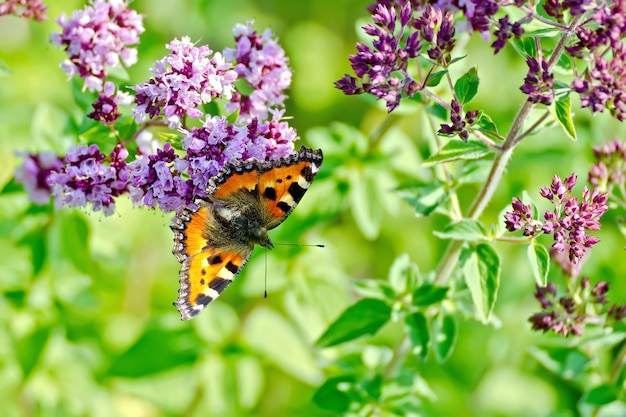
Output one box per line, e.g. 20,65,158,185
171,146,323,320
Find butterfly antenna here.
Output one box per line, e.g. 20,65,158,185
264,248,268,299
273,243,325,248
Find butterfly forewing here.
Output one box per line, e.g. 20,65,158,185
258,147,323,229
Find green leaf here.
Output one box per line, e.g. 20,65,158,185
349,167,382,239
316,298,392,347
15,326,51,378
312,376,356,413
432,313,457,362
528,242,550,286
425,70,447,87
581,385,618,407
396,180,449,217
388,253,419,295
425,101,448,120
108,324,198,377
79,123,117,154
412,284,449,307
48,211,92,275
18,228,48,275
474,112,500,139
458,160,491,185
511,36,537,58
242,307,322,384
434,219,488,242
454,67,479,104
360,375,383,401
462,244,501,322
115,116,138,141
423,140,491,166
405,312,429,361
554,95,577,140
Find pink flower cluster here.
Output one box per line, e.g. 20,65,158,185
50,0,144,92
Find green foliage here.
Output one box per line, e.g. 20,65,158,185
3,1,626,417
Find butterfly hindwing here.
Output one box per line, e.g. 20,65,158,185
171,203,253,320
175,246,252,320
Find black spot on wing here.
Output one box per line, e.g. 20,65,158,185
277,201,291,213
301,166,313,180
195,293,212,307
225,261,238,274
207,254,222,265
263,187,277,200
209,277,231,293
288,182,306,203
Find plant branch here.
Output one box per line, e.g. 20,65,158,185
433,14,581,286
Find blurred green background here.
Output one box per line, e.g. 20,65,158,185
2,1,626,416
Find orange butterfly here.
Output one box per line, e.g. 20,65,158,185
170,146,323,320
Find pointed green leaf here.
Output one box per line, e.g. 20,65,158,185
434,219,488,242
511,36,537,58
48,211,92,275
396,180,449,217
528,242,550,286
388,253,419,294
425,101,448,120
412,284,449,307
108,325,198,377
312,376,356,413
425,70,447,87
349,167,382,239
316,298,392,347
581,385,618,407
462,243,501,322
554,95,576,140
474,112,501,139
405,312,430,361
432,313,457,362
15,326,51,378
454,67,479,104
423,140,491,166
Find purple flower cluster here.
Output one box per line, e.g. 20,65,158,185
491,15,524,54
573,44,626,121
132,36,237,130
88,81,132,124
438,98,479,141
529,278,609,337
566,2,626,120
336,0,528,112
542,0,590,19
504,173,609,266
0,0,47,21
50,0,144,92
520,56,555,105
335,2,425,112
47,144,131,216
14,152,63,204
588,139,626,192
128,112,296,211
128,143,190,212
223,22,293,123
18,18,300,216
179,111,296,201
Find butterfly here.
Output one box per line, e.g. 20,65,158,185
170,146,323,320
